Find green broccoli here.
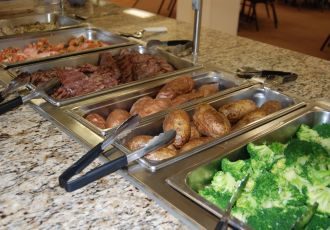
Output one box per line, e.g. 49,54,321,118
268,142,287,155
247,207,306,230
313,123,330,138
282,166,311,192
307,166,330,186
306,185,330,215
297,124,330,153
198,186,231,210
305,213,330,230
221,158,249,180
247,143,276,172
252,171,280,204
210,171,238,193
284,139,327,166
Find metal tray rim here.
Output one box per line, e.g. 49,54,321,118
1,26,135,69
165,102,329,229
113,85,306,172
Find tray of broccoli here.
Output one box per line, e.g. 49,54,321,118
167,103,330,230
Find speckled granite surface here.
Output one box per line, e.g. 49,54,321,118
0,1,329,230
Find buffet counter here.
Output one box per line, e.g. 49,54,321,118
0,2,329,229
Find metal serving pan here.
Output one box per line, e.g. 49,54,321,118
166,101,330,229
8,45,200,106
67,70,253,136
0,26,134,68
0,13,82,37
113,84,305,172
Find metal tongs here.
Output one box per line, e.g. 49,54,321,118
0,73,31,103
59,115,176,192
237,67,298,84
119,27,168,39
291,202,318,229
0,78,60,116
215,174,250,230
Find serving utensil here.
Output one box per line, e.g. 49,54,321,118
119,27,168,39
59,115,176,192
291,202,318,229
215,173,250,230
237,67,298,84
0,74,31,103
0,78,60,115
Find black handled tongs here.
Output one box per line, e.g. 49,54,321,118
59,114,176,192
215,173,250,230
236,67,298,84
0,78,60,116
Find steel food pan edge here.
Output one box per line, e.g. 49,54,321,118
165,102,329,229
0,26,134,69
66,70,254,136
7,45,201,107
113,85,306,172
0,13,83,37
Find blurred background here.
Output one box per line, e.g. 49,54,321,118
110,0,330,60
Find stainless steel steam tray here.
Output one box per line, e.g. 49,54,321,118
0,26,134,68
166,101,330,230
113,85,305,172
8,45,200,107
67,70,252,137
0,13,82,37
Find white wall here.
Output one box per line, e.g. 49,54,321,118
176,0,241,35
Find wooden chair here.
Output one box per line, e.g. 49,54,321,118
242,0,278,31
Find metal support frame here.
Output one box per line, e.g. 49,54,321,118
192,0,202,63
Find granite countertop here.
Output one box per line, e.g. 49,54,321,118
0,2,329,229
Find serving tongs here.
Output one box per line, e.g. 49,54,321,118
119,27,168,39
59,115,176,192
215,173,250,230
0,78,60,116
0,74,31,103
291,202,318,229
237,67,298,84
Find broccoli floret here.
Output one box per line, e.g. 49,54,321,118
284,139,327,166
252,172,280,203
307,166,330,186
247,143,276,172
210,171,238,193
297,124,330,153
221,158,249,180
307,185,330,215
282,166,310,192
305,213,330,230
313,123,330,138
198,186,231,210
247,207,306,230
268,142,287,155
271,158,286,175
235,193,258,217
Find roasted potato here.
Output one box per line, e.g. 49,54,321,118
156,76,194,100
105,109,130,129
190,123,201,140
130,96,171,118
126,135,153,151
218,99,257,124
233,109,268,129
171,91,202,107
85,113,106,129
260,100,282,115
163,109,191,148
180,137,213,153
193,104,231,138
145,147,177,161
198,83,219,97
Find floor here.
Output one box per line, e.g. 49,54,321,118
110,0,330,60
